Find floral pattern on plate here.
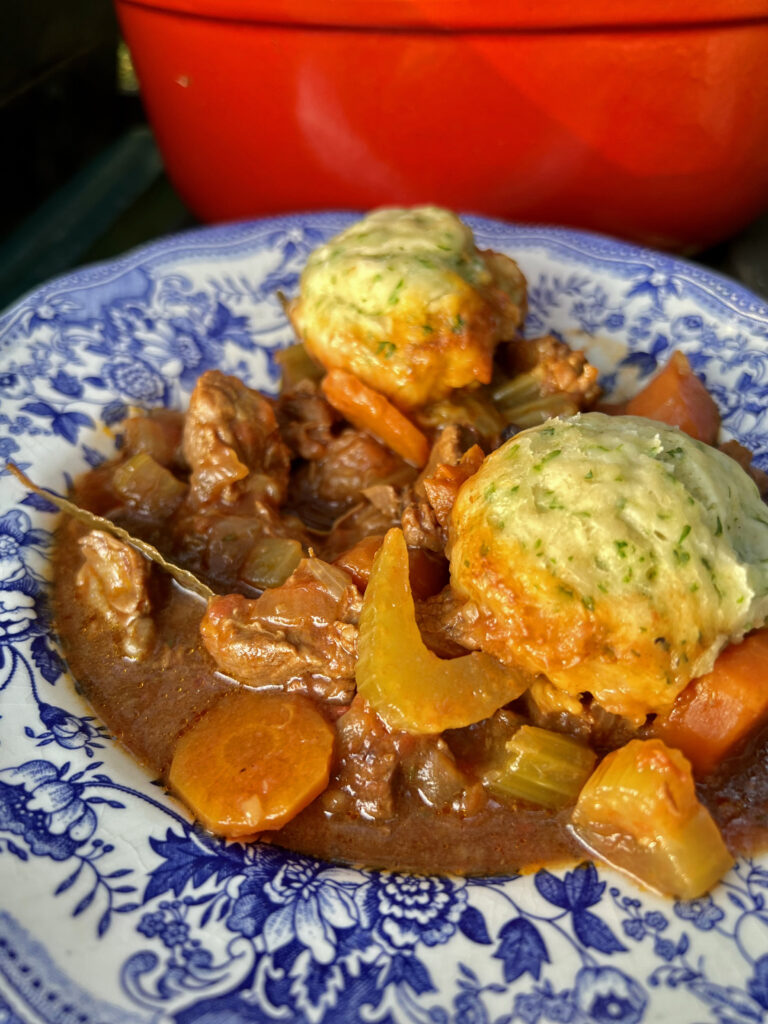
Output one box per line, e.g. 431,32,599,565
2,213,768,1024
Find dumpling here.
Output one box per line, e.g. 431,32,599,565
288,206,526,410
448,413,768,722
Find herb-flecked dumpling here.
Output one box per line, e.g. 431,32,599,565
448,413,768,722
288,206,526,410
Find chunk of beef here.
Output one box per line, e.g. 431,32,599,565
400,435,484,549
501,334,601,404
414,425,466,500
76,530,155,659
324,696,399,821
414,587,479,658
183,370,291,508
292,427,416,511
401,501,443,553
399,736,487,816
276,378,338,460
420,444,485,530
199,558,361,700
317,502,402,563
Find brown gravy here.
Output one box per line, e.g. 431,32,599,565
53,517,768,877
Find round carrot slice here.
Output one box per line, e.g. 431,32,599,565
168,690,334,837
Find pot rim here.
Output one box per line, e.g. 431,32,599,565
114,0,768,31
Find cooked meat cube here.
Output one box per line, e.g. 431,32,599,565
414,587,480,658
76,530,155,660
171,506,308,589
401,501,444,553
276,378,339,460
199,558,361,697
183,370,291,508
325,696,399,821
292,427,416,510
420,444,485,529
498,334,601,405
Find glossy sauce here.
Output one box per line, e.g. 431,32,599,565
53,517,768,876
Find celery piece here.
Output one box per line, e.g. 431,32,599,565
239,537,303,589
481,724,596,810
275,342,323,390
571,738,733,899
112,452,186,516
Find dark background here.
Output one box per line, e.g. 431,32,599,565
1,1,767,312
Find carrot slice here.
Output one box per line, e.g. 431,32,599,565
168,690,334,836
321,368,429,467
625,350,720,444
652,628,768,775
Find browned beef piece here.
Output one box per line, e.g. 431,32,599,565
317,502,401,562
182,370,291,508
401,501,443,553
401,435,484,549
420,444,485,529
502,334,601,403
413,425,466,499
75,530,155,660
276,379,338,460
292,427,416,510
199,558,361,700
326,696,400,821
415,587,479,658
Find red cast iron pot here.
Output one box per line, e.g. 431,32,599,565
115,0,768,250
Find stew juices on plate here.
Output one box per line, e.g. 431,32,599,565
52,207,768,898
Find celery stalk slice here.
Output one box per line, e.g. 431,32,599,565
482,725,596,810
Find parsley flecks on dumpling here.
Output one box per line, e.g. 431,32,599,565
448,413,768,723
287,206,526,410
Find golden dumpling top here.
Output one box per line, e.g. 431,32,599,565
448,413,768,722
288,206,526,410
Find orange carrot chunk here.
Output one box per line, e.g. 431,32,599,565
321,368,430,467
625,350,720,444
169,690,334,837
652,628,768,776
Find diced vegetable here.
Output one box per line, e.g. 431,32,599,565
417,389,505,442
356,528,529,733
112,452,187,516
239,537,303,589
571,739,733,898
444,709,525,766
624,350,720,444
652,628,768,775
400,739,472,811
275,342,324,389
321,368,430,467
168,690,334,837
482,725,596,810
121,408,184,467
491,372,581,428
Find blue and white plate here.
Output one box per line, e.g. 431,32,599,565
2,213,768,1024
